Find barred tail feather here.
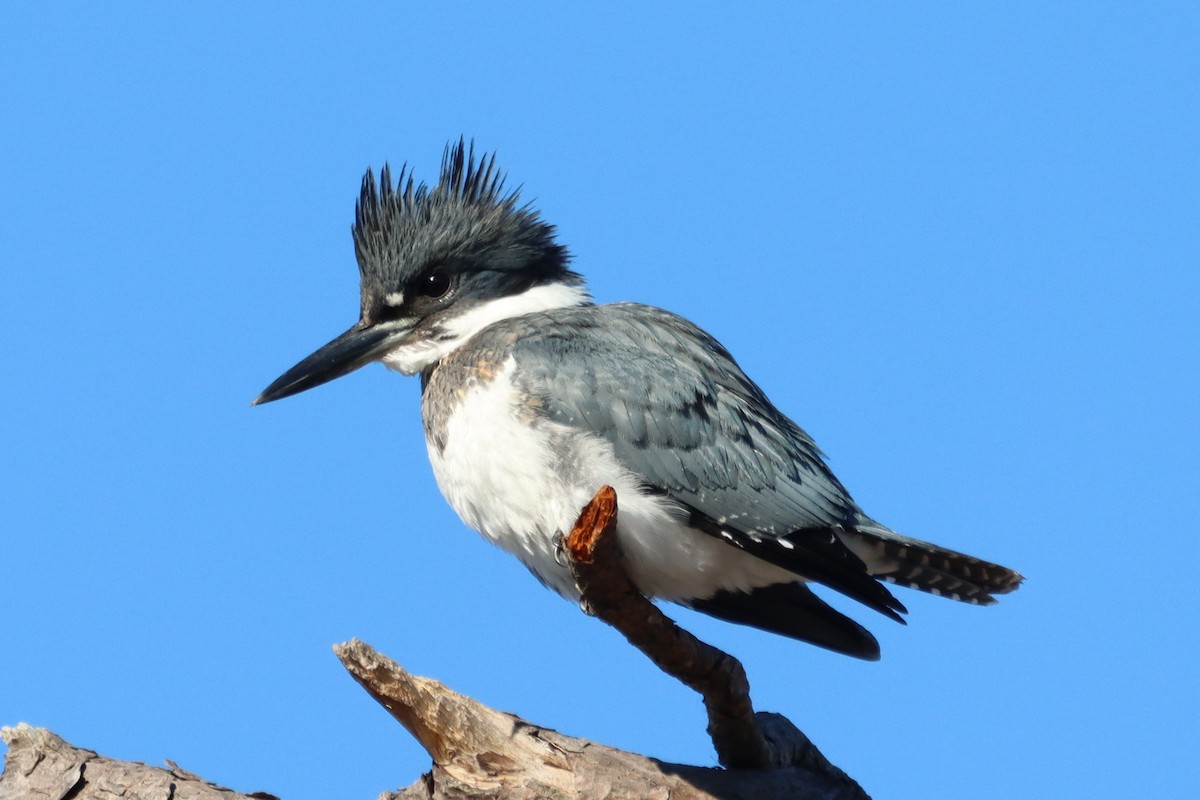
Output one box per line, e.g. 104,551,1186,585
842,525,1024,605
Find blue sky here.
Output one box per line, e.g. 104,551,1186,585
2,3,1197,798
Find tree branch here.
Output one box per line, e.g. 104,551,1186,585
0,724,274,800
565,485,772,769
563,486,868,791
335,639,869,800
329,485,871,798
2,487,874,799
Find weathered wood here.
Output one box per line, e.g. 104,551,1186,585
331,485,870,799
1,486,873,799
337,639,869,800
565,485,774,769
0,723,273,800
561,487,867,792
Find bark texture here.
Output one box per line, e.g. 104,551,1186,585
334,485,870,798
338,639,869,800
0,723,274,800
566,485,815,770
1,487,872,799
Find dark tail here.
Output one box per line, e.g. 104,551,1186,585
687,582,882,660
841,524,1024,605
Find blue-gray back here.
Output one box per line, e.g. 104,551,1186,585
498,303,860,536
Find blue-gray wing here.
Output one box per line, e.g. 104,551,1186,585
509,303,856,530
504,303,904,619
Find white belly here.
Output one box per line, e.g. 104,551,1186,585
424,358,798,602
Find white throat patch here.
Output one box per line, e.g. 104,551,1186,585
381,280,589,375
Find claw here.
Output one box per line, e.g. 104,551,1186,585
553,531,569,568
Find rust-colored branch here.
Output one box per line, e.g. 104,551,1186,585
565,486,868,797
564,485,772,769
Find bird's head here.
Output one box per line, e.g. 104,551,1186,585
253,140,588,406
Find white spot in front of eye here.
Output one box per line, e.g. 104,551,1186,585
385,292,405,306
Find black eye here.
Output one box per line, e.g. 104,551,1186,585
418,269,451,299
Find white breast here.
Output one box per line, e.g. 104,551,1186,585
424,357,798,602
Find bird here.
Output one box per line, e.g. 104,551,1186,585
254,140,1022,660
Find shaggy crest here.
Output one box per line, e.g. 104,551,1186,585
351,139,572,313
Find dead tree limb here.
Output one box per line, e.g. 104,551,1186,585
0,724,273,800
336,639,868,800
565,485,774,769
564,485,868,788
1,487,873,799
331,485,871,799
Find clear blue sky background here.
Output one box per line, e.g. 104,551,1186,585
2,4,1197,798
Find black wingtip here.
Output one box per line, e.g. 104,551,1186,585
689,583,882,660
685,506,908,623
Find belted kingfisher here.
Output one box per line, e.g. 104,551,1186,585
255,141,1022,660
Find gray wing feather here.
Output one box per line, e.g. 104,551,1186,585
505,303,860,533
